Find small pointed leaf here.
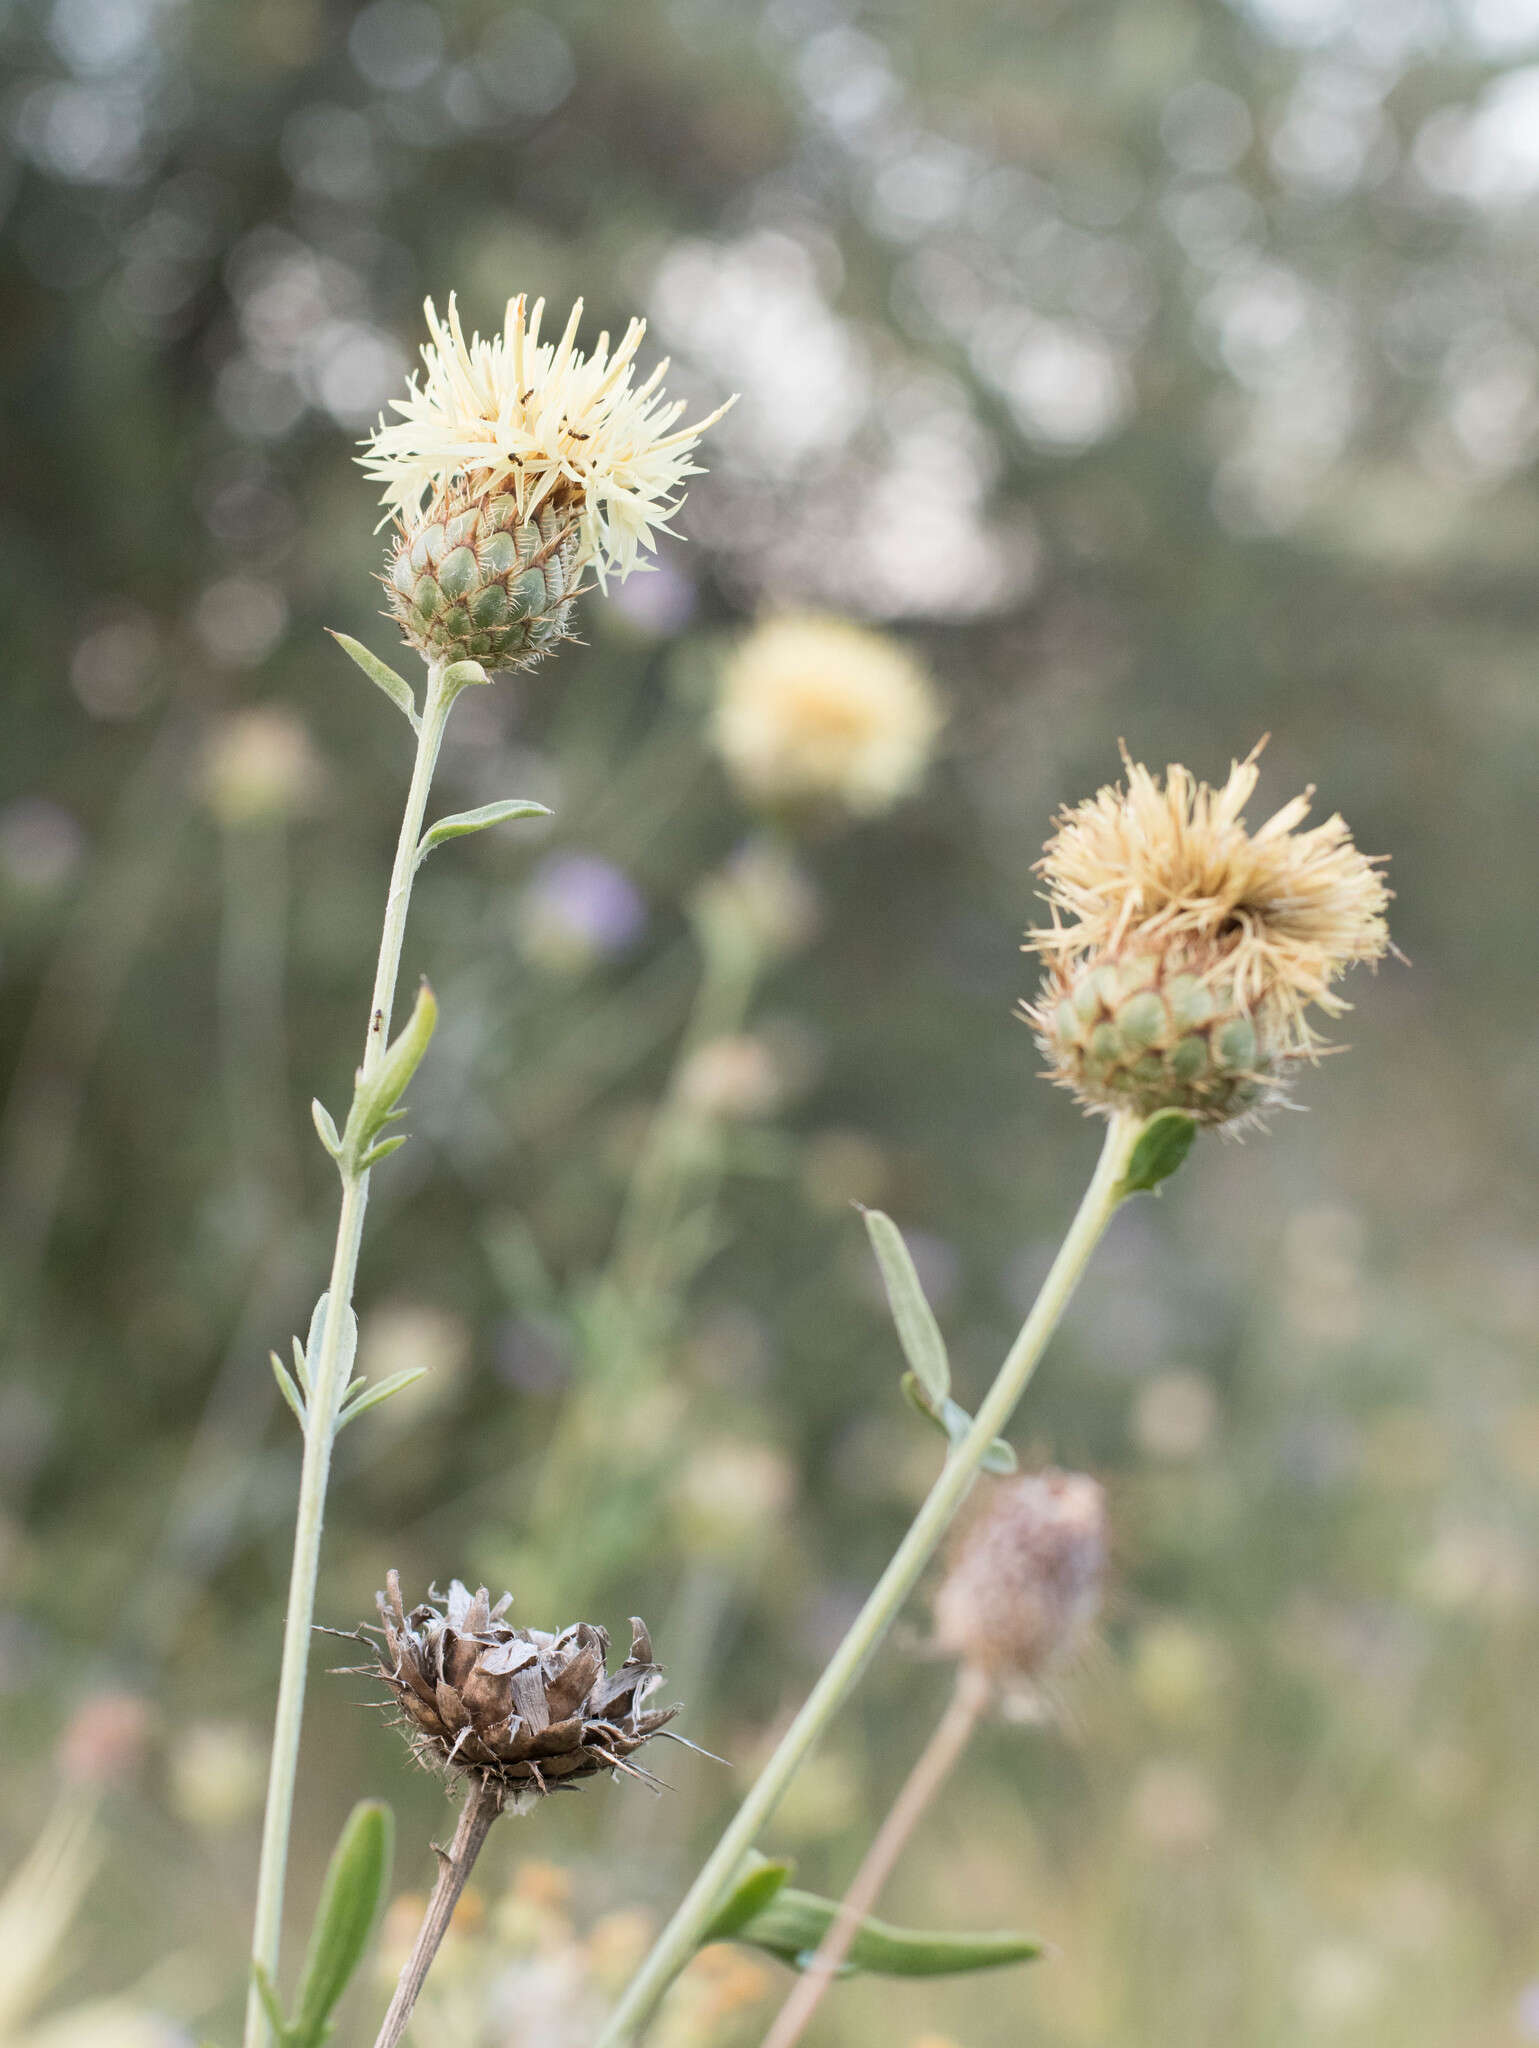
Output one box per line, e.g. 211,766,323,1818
311,1099,342,1159
439,658,491,696
700,1853,795,1943
328,633,420,732
359,1135,408,1171
271,1352,308,1431
300,1291,359,1415
860,1208,950,1407
335,1367,427,1431
250,1963,287,2043
900,1375,1015,1474
415,799,551,870
342,981,437,1167
1115,1110,1198,1199
724,1883,1042,1977
287,1799,394,2048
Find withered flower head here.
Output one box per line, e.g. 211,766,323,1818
367,1573,677,1795
1023,743,1391,1124
932,1470,1107,1709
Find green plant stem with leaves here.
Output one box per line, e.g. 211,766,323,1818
596,1105,1153,2046
244,650,546,2048
760,1662,995,2048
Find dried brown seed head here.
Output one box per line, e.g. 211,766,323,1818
932,1470,1107,1706
365,1572,677,1796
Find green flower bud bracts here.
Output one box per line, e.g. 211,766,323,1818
385,485,580,672
1029,945,1285,1125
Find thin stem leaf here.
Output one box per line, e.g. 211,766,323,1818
288,1800,394,2048
899,1376,1016,1475
859,1207,950,1407
414,799,551,870
311,1100,342,1159
725,1884,1042,1977
271,1353,307,1431
1115,1109,1197,1197
700,1854,795,1943
335,1367,427,1431
328,633,420,732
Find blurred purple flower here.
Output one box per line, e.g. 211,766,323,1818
517,852,647,971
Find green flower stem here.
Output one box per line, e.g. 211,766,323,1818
594,1108,1144,2048
243,660,461,2048
759,1662,994,2048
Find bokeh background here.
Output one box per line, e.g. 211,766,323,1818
3,0,1539,2042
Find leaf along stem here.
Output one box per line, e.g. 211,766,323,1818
243,659,461,2048
594,1109,1144,2046
757,1663,994,2048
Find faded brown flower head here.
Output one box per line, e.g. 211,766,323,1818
932,1470,1107,1707
1024,744,1391,1123
367,1573,677,1794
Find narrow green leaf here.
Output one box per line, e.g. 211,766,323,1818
1115,1109,1198,1199
358,1135,408,1171
299,1290,358,1411
700,1853,795,1943
860,1208,950,1406
311,1098,342,1159
900,1375,1016,1474
727,1884,1042,1977
335,1366,427,1431
415,799,551,870
271,1352,308,1431
250,1963,287,2043
288,1800,394,2048
327,632,420,732
342,981,437,1165
439,657,491,696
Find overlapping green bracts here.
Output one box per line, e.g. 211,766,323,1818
1038,948,1281,1124
386,487,580,670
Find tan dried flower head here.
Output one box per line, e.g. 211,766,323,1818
932,1469,1107,1706
713,613,942,817
1025,744,1391,1123
364,1573,677,1795
359,295,732,670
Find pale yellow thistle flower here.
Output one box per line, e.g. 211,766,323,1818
713,613,942,817
359,293,733,671
1024,742,1391,1125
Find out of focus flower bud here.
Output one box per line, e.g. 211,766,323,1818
167,1719,267,1830
676,1034,783,1122
932,1469,1107,1711
713,613,941,819
58,1692,151,1786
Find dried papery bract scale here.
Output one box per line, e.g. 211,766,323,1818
932,1469,1107,1711
1023,745,1391,1125
367,1573,677,1794
360,294,733,671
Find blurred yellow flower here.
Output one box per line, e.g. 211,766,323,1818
713,613,942,816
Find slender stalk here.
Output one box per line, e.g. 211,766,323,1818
373,1775,505,2048
243,662,460,2048
759,1664,993,2048
594,1109,1142,2047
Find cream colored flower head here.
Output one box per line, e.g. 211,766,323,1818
713,612,942,817
1025,743,1391,1124
360,293,733,584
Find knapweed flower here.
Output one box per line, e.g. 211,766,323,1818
366,1574,676,1794
1024,744,1391,1124
932,1469,1107,1713
360,294,732,671
713,613,942,817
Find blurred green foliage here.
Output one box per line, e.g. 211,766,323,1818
2,0,1538,2043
